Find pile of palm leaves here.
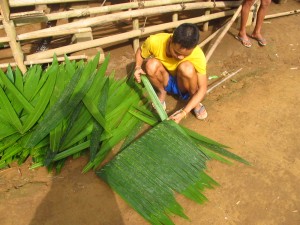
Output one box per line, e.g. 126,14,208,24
0,53,250,225
0,53,154,172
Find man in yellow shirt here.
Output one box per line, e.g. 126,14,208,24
134,23,207,124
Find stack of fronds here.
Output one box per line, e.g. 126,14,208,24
0,53,155,173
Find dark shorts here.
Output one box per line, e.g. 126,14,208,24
165,74,190,100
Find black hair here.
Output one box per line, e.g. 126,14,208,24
172,23,200,49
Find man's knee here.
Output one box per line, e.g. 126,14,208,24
145,58,161,74
177,61,196,79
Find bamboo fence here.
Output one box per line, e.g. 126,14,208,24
1,0,299,71
0,0,244,70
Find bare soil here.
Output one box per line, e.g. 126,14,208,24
0,1,300,225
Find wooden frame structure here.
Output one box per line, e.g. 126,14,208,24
0,0,244,72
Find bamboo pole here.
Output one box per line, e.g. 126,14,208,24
4,11,47,24
0,28,92,43
207,68,242,93
0,37,10,43
0,0,26,73
199,27,222,48
265,9,300,19
46,0,198,21
5,10,45,20
18,27,92,41
26,9,236,60
205,5,243,62
0,55,87,69
9,0,91,7
18,2,241,41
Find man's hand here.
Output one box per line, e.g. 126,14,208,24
169,109,187,124
134,67,144,83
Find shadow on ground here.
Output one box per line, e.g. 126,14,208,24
29,158,125,225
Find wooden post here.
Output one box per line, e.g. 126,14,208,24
172,13,178,22
170,12,178,33
133,18,140,53
132,0,139,53
69,2,93,44
0,0,26,73
203,0,211,31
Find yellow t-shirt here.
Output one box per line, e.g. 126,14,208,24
140,33,206,76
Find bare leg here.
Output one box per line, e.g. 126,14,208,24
237,0,256,45
251,0,271,43
145,58,169,102
177,61,201,111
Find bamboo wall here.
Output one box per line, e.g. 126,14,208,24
0,0,242,72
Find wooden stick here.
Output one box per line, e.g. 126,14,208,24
205,5,243,62
199,27,222,48
26,9,236,60
207,68,242,93
265,9,300,19
0,55,87,68
18,2,241,41
9,0,90,7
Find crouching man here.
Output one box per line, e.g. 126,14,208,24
134,23,208,124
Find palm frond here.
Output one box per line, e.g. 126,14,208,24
97,120,217,225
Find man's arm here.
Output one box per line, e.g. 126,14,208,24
170,73,207,123
183,73,207,113
134,47,145,83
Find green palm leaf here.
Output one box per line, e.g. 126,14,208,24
0,69,34,114
24,66,84,148
141,75,168,121
0,86,23,132
97,120,216,225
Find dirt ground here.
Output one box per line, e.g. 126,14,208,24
0,1,300,225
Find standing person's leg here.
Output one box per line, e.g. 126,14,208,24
251,0,271,45
145,58,169,103
236,0,255,47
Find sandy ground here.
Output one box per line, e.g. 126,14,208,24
0,1,299,225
